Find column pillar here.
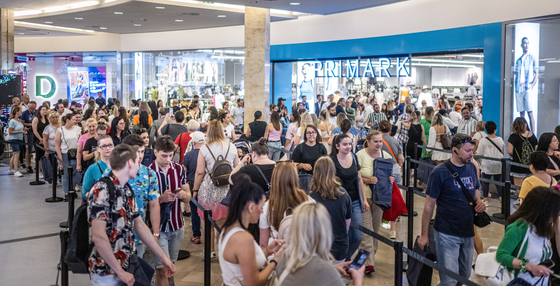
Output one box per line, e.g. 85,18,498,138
244,7,270,130
0,9,14,75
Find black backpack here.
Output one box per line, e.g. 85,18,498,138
206,143,232,187
65,177,116,274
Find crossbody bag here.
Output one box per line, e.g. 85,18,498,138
485,137,503,154
443,161,492,228
62,128,78,160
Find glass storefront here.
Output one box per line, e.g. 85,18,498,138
503,17,560,136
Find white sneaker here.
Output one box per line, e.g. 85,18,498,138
8,169,15,175
14,171,23,177
390,231,397,239
39,173,43,179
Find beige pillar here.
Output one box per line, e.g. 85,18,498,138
244,7,270,131
0,9,14,75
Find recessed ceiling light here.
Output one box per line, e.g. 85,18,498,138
175,19,183,22
289,2,300,5
45,21,53,24
134,24,141,26
100,27,107,29
75,17,84,20
155,6,165,9
114,12,123,14
217,15,226,17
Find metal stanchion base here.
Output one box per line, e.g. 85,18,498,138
177,250,191,260
60,221,68,228
492,213,506,219
46,197,64,202
401,211,418,217
30,181,46,185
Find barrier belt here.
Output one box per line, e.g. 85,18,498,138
401,246,480,286
478,177,507,187
420,145,530,170
351,221,395,248
409,158,437,168
34,143,62,161
190,198,222,233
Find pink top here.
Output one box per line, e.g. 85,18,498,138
286,122,298,140
268,127,282,141
78,133,91,148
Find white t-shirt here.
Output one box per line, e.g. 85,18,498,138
449,111,462,125
259,197,316,242
231,107,244,125
224,123,235,140
328,115,337,127
476,136,505,175
42,125,58,151
57,126,81,153
473,131,487,143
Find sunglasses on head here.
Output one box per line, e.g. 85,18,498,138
453,137,474,148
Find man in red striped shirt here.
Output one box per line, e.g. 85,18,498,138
150,135,191,286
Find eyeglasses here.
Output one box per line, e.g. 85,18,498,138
99,144,114,150
453,137,474,147
306,131,317,135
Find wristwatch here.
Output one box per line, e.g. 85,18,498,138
153,233,160,238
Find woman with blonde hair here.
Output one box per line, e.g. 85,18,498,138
77,118,98,172
276,202,365,286
318,109,335,153
293,113,314,146
193,119,239,257
427,113,451,165
310,156,353,263
133,101,153,125
108,104,119,124
259,161,310,248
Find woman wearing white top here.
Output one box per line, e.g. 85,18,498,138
318,109,335,154
43,111,62,153
55,113,82,199
220,112,237,141
292,113,314,146
427,113,452,165
259,161,310,248
193,119,240,256
476,121,504,202
219,174,285,286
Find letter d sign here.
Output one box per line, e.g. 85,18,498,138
36,75,56,98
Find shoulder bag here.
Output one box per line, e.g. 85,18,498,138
62,128,78,160
253,164,271,197
485,137,503,154
443,161,492,228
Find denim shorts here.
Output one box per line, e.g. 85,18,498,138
90,274,121,286
154,227,184,269
10,140,23,153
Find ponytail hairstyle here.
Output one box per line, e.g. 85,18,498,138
410,110,420,121
340,119,352,134
329,133,351,157
251,138,269,156
362,130,381,149
221,174,265,236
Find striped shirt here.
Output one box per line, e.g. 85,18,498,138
149,161,187,232
457,117,478,137
367,112,388,129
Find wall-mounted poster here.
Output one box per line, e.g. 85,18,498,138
67,67,107,104
512,22,540,134
296,61,315,114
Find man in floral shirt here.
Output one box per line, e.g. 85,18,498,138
104,134,161,258
88,144,174,286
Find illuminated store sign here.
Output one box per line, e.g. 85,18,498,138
309,57,411,78
36,75,57,98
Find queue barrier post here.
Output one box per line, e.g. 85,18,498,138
405,156,411,187
29,143,46,186
46,153,64,203
504,181,511,224
413,143,419,190
204,209,212,286
60,166,73,229
394,240,404,286
60,230,69,286
406,186,414,256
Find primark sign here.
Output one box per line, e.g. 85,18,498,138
306,56,411,78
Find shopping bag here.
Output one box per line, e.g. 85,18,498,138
406,236,436,286
382,182,408,221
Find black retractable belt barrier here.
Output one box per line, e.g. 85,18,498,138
406,186,414,257
46,152,64,203
191,198,221,286
60,166,73,229
30,143,46,186
60,230,69,286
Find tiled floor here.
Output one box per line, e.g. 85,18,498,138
0,158,505,286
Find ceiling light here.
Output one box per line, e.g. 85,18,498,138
175,19,184,22
411,63,476,68
43,6,67,13
290,2,300,5
14,10,42,17
45,21,53,24
114,12,123,14
100,27,107,29
14,21,95,33
462,54,484,58
134,24,141,26
70,1,99,9
75,17,84,20
217,15,226,18
155,6,166,9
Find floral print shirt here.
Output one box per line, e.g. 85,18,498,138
87,171,139,276
104,165,160,245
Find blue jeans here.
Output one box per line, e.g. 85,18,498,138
154,227,184,269
268,141,282,161
190,200,201,237
347,199,363,261
62,153,77,195
434,229,474,286
481,173,502,198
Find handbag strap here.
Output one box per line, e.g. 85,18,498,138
253,164,270,189
485,137,503,154
61,127,70,149
381,138,396,160
549,156,559,171
443,161,477,206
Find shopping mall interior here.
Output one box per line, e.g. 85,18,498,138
1,0,560,285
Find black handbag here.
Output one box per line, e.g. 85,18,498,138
443,161,492,228
406,236,436,286
61,128,78,160
122,254,155,286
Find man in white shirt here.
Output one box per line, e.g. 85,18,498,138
231,98,244,131
322,94,335,111
362,97,375,123
21,94,30,112
416,92,433,110
439,109,457,134
457,107,478,136
327,103,337,126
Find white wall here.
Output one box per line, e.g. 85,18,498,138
15,0,560,53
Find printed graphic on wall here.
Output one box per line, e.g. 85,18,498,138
67,67,107,104
296,61,315,114
512,22,540,134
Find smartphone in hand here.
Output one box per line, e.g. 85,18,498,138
344,249,370,273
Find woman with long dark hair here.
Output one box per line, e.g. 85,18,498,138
264,111,283,161
496,186,560,284
133,111,152,136
32,106,49,164
219,174,285,286
536,132,560,181
109,117,128,146
284,110,301,155
331,134,369,261
118,107,130,130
